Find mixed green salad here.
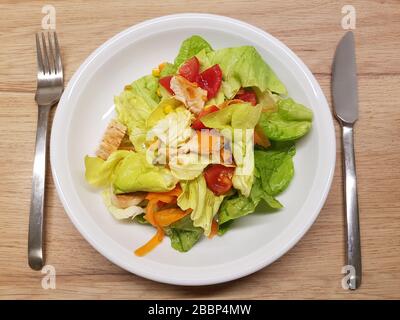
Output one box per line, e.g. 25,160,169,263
84,36,313,256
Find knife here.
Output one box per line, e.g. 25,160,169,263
332,31,361,290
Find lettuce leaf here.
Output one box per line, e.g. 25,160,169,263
257,98,313,141
218,142,296,231
146,98,183,129
164,215,203,252
113,152,178,193
85,150,178,193
230,128,254,197
200,102,262,130
159,62,177,77
177,175,225,236
115,75,160,151
84,150,131,188
218,176,282,225
134,214,150,225
169,152,210,180
174,35,213,67
206,46,287,97
254,142,295,195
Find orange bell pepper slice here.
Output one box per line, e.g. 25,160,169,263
134,227,164,257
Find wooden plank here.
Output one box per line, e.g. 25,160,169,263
0,0,399,92
1,73,399,299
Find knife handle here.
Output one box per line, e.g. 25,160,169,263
342,124,362,289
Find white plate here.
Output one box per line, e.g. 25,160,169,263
51,13,335,285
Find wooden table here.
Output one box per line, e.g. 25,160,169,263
1,0,399,300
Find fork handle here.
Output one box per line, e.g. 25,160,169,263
342,124,362,289
28,105,51,270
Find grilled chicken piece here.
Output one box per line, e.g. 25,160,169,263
110,191,147,209
170,75,207,115
118,134,135,151
96,120,127,160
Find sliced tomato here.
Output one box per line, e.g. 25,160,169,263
204,164,235,196
159,76,174,95
235,88,257,106
197,64,222,99
191,105,219,130
178,56,200,82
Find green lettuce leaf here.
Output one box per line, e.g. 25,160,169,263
164,215,203,252
200,102,262,130
146,98,183,129
85,150,178,193
84,150,131,188
206,46,287,97
230,128,257,197
174,35,213,67
218,176,282,225
115,75,160,151
169,153,210,180
254,87,278,111
159,62,177,77
257,98,313,141
134,214,150,225
254,142,295,195
218,142,296,231
177,176,225,236
112,152,178,193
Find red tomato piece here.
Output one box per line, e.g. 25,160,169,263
178,57,200,83
191,105,220,130
204,164,235,196
235,88,257,106
197,64,222,99
159,76,174,95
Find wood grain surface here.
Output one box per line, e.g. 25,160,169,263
0,0,399,299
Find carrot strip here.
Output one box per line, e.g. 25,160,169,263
208,219,219,239
136,185,186,256
144,199,158,226
154,208,189,227
134,228,164,257
160,185,182,197
145,194,175,203
145,185,183,202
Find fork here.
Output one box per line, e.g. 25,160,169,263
28,31,64,270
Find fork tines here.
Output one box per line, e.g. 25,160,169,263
35,31,62,75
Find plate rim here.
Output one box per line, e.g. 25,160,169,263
50,13,336,285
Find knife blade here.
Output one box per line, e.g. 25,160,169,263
332,31,358,124
332,31,362,290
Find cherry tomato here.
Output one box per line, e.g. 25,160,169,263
191,105,220,130
197,64,222,99
159,76,174,95
178,57,200,83
204,164,235,196
235,88,257,106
